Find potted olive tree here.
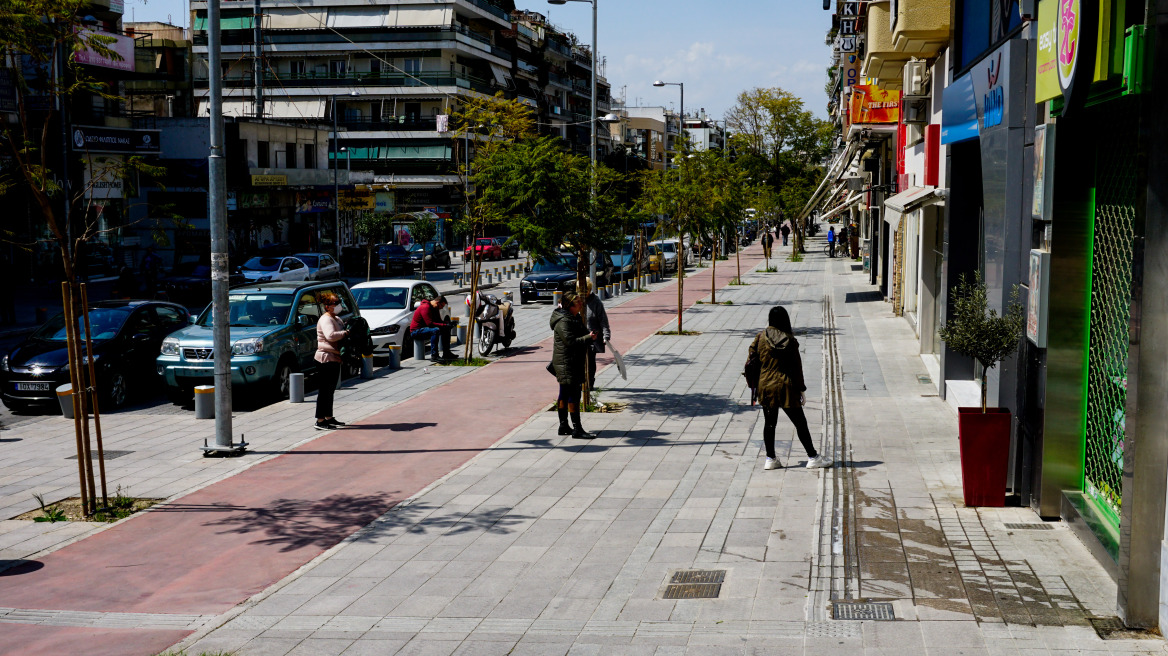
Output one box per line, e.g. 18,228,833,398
938,272,1025,507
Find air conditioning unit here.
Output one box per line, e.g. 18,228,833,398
903,60,927,98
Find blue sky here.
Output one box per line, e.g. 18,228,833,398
125,0,832,119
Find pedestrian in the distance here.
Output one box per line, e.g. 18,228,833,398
582,280,611,392
837,224,848,258
827,225,836,257
551,290,599,439
314,291,349,430
761,229,774,260
749,306,832,470
780,223,791,247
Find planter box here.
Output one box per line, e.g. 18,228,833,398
957,407,1012,507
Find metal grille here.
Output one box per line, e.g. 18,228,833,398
1002,522,1054,530
832,601,895,620
1083,104,1139,528
670,570,725,585
1089,616,1158,640
662,570,725,599
183,348,213,360
67,450,133,460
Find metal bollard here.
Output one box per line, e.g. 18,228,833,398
454,272,462,287
502,291,513,304
450,317,462,345
553,290,563,307
387,345,401,370
413,338,426,361
56,384,73,419
289,373,305,403
194,385,215,418
486,273,493,284
361,354,374,379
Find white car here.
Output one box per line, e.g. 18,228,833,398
238,256,310,283
652,239,687,273
294,252,341,280
351,279,451,358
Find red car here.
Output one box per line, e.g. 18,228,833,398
464,237,502,261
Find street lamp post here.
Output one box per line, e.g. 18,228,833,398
332,91,359,255
652,80,683,173
549,0,598,290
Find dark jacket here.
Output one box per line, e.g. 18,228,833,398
749,326,807,409
550,307,591,386
762,232,774,247
585,293,610,354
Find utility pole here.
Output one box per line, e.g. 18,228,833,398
252,0,263,118
205,0,246,455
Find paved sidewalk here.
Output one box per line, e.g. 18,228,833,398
0,250,757,655
154,241,1164,656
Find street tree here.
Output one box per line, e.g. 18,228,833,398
353,211,394,281
410,213,437,280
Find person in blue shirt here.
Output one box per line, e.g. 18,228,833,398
827,226,836,257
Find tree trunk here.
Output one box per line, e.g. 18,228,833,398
735,231,742,284
710,236,717,304
981,371,989,414
366,241,373,282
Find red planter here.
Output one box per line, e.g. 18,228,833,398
957,407,1012,507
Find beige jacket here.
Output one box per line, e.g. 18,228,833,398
315,314,347,364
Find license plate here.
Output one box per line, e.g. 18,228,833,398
538,291,553,297
15,382,51,392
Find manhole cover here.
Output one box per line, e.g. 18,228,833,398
663,570,725,599
832,601,895,620
806,621,862,637
67,450,133,460
1089,616,1159,640
1003,522,1054,530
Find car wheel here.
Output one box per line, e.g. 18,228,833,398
104,369,129,410
273,359,294,400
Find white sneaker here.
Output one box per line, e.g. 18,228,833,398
807,455,833,469
764,457,780,470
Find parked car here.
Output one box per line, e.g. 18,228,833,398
379,244,414,277
519,252,614,304
0,300,191,413
294,252,342,280
157,280,365,402
352,280,449,359
161,258,247,307
493,236,520,259
652,239,686,273
464,238,502,261
607,237,651,287
237,256,310,283
80,242,118,279
647,243,664,273
408,242,452,270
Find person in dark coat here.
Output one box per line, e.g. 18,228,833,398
761,229,774,259
551,290,599,439
582,279,611,392
779,223,791,246
749,306,832,470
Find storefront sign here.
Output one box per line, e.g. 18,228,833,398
1027,249,1051,348
374,191,395,213
250,174,287,186
1034,0,1098,108
83,155,124,199
295,191,332,213
71,125,160,154
1034,0,1061,102
75,28,135,72
339,190,375,210
849,85,900,124
1032,123,1055,220
239,192,269,209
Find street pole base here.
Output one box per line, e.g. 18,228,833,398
202,437,249,457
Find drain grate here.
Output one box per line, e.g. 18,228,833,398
832,601,895,621
67,450,133,460
1089,616,1159,640
1003,522,1054,530
917,375,933,384
807,621,863,637
663,570,725,599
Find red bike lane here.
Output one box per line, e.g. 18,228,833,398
0,247,762,656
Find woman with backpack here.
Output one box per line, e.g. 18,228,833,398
748,306,833,470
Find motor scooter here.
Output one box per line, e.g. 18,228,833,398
468,290,516,356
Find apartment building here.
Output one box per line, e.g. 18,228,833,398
608,105,679,171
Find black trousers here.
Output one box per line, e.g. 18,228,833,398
762,404,818,460
587,348,597,390
315,360,341,419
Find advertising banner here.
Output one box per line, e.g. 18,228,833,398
83,155,124,199
374,191,395,213
75,28,135,72
1034,0,1061,102
339,190,375,210
251,174,286,186
72,125,160,154
849,85,901,124
295,191,332,213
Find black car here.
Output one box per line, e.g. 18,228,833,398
379,244,414,276
493,236,520,259
519,252,614,304
408,242,452,270
161,260,247,307
0,300,192,413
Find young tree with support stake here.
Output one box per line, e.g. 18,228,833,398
1,0,175,516
354,210,394,281
409,213,437,280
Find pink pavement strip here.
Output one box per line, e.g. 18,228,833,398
0,246,764,656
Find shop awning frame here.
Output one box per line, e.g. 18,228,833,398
883,186,943,225
820,192,862,222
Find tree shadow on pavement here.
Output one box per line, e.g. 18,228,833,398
357,502,532,541
619,353,695,368
618,391,751,418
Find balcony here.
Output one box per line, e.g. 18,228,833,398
891,0,950,58
863,3,911,89
211,71,494,95
548,72,572,89
192,27,512,62
338,117,439,132
462,0,509,22
546,40,572,58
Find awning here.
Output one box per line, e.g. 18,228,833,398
265,98,326,119
820,192,862,222
193,16,254,31
489,63,512,87
331,145,452,161
393,6,452,27
797,140,860,222
941,72,978,144
265,8,325,30
197,97,253,117
328,8,389,28
884,186,942,225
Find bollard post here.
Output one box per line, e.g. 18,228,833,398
194,385,215,418
450,317,462,345
502,291,513,304
486,273,493,285
56,383,74,419
413,338,426,361
552,290,563,307
289,373,305,402
361,354,374,379
387,345,401,370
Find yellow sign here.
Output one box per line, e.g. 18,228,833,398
339,190,375,210
250,174,287,186
1035,0,1061,103
849,85,900,124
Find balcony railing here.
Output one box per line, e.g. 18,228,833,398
232,71,494,94
546,40,571,58
462,0,509,21
548,72,571,88
339,117,439,132
193,27,511,60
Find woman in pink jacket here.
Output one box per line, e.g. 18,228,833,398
315,291,349,430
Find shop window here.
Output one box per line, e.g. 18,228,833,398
257,140,269,168
290,60,305,77
286,142,297,169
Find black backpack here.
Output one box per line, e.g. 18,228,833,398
743,338,761,405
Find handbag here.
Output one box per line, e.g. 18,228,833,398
546,360,556,376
